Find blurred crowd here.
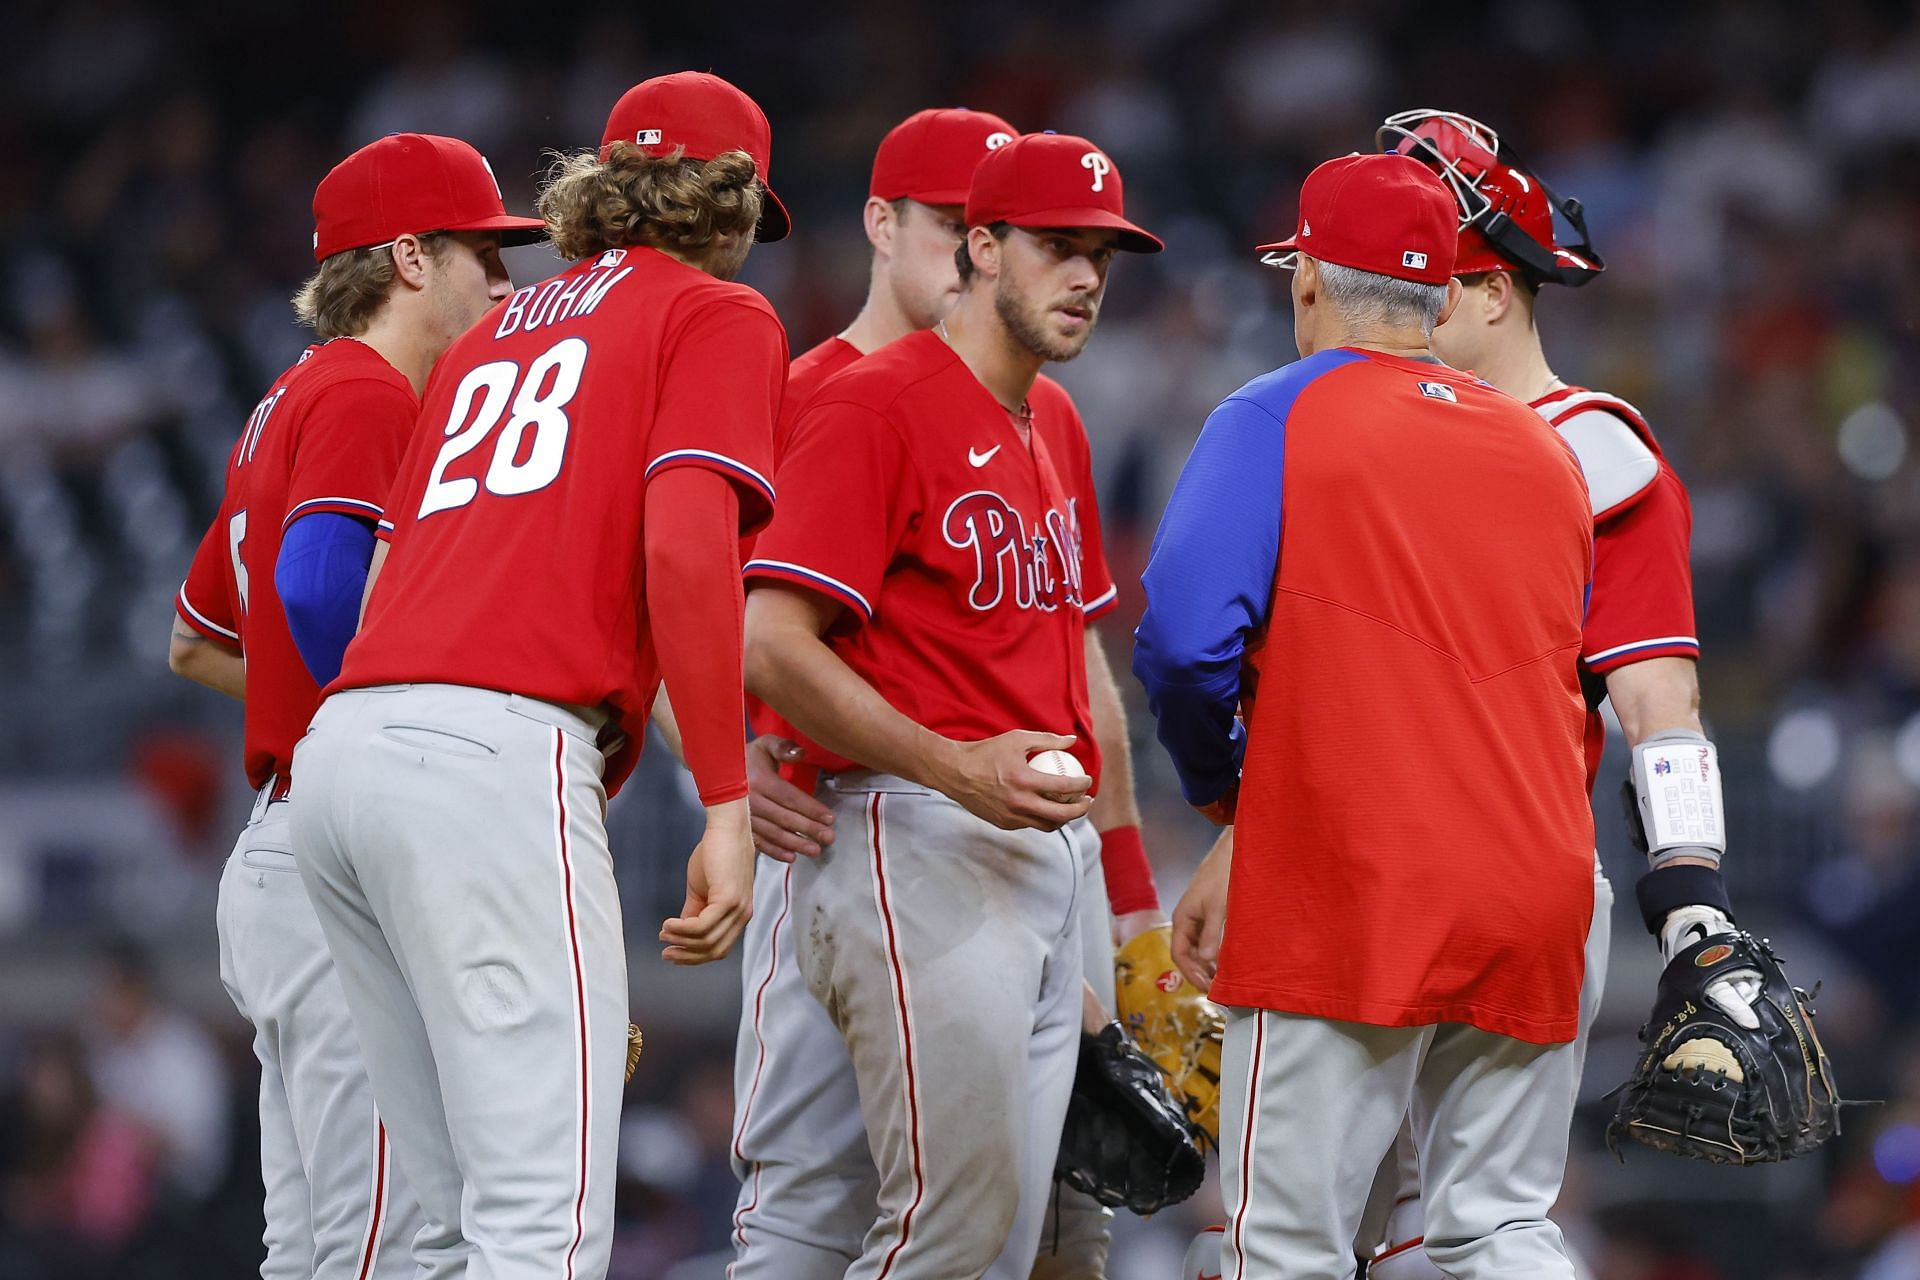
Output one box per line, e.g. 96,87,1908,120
3,0,1920,1275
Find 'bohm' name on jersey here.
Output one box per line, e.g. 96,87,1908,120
493,251,633,340
943,490,1087,613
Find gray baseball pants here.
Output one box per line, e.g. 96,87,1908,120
1357,862,1613,1278
217,786,421,1279
768,771,1089,1280
292,683,629,1280
1217,1006,1580,1280
728,808,1113,1280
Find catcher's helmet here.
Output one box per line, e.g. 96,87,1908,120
1377,109,1604,287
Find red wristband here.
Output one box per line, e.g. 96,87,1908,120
1098,824,1160,915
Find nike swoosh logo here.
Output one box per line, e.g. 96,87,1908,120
968,445,1001,467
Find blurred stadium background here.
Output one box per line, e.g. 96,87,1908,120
2,0,1918,1276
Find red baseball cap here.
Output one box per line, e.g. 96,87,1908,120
870,108,1019,205
1255,152,1456,284
965,132,1163,254
311,133,545,262
599,71,790,242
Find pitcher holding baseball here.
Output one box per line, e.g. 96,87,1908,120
741,131,1161,1279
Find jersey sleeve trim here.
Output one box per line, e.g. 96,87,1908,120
1585,635,1700,670
743,559,875,622
175,586,239,643
283,495,384,530
646,449,776,508
1083,582,1119,620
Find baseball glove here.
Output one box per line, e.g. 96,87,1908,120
1608,930,1842,1165
1115,924,1224,1144
625,1021,645,1083
1055,1022,1207,1215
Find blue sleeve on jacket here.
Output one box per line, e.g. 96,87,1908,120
1132,351,1359,806
276,512,376,686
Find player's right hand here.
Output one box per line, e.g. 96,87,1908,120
660,798,755,965
935,730,1094,832
1171,827,1232,993
746,734,835,861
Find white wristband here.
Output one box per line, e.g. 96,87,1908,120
1630,729,1726,868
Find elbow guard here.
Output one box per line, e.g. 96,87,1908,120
1622,727,1725,872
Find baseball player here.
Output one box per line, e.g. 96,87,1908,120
1138,153,1596,1279
169,134,542,1279
1350,108,1752,1279
1175,116,1755,1280
730,110,1167,1280
741,131,1162,1280
288,72,788,1280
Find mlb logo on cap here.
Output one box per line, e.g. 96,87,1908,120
1254,152,1456,284
599,71,791,241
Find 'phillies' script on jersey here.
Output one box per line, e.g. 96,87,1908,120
942,490,1089,613
747,329,1117,780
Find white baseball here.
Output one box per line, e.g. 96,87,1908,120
1027,749,1091,787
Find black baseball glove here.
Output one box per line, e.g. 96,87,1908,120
1055,1022,1206,1215
1608,930,1843,1165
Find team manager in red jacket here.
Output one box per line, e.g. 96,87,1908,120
1134,153,1595,1280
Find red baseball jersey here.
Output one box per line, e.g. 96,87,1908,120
1210,351,1594,1045
1534,387,1698,793
776,336,860,463
746,329,1117,780
176,339,417,789
337,247,785,796
746,335,865,751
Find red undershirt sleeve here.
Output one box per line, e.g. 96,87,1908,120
644,466,748,805
1098,825,1161,915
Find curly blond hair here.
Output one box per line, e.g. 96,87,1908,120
291,234,450,340
537,144,764,262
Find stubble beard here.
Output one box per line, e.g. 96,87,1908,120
994,273,1096,363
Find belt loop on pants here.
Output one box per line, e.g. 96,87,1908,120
250,774,292,824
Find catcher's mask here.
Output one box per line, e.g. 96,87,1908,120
1377,108,1604,288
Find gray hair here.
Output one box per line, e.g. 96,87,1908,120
1313,259,1449,337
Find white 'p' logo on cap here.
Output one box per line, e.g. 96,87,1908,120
1081,150,1111,192
1403,250,1429,269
